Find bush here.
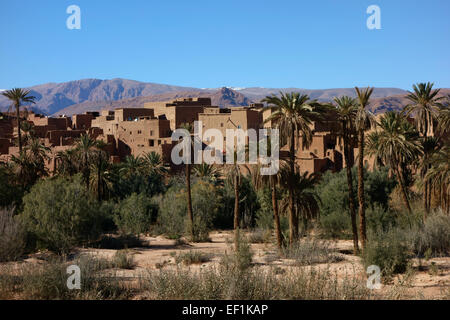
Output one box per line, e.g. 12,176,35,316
175,251,212,265
155,180,221,240
114,193,156,237
319,211,353,239
0,255,129,300
140,265,370,300
362,228,409,278
248,228,272,243
0,208,26,262
409,212,450,257
222,230,254,272
19,175,105,254
316,167,396,239
281,238,342,265
112,250,135,269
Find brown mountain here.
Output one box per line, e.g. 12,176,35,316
0,78,200,115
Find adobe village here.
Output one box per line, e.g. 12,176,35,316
0,83,449,300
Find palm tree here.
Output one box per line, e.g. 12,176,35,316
420,137,440,217
280,170,320,238
119,155,144,178
404,82,443,137
354,86,374,250
424,146,450,214
90,151,112,201
56,148,79,176
404,82,443,215
333,96,359,254
75,134,100,190
1,88,36,153
223,145,251,248
193,163,222,186
366,112,422,214
437,95,450,136
179,122,195,239
262,92,322,245
251,161,287,249
142,151,168,177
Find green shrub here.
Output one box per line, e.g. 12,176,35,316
409,212,450,257
0,208,26,262
281,238,342,265
0,255,129,300
222,230,254,272
19,175,105,254
319,211,352,239
175,250,212,265
362,228,409,278
112,250,135,269
155,180,221,240
248,228,272,243
114,193,156,237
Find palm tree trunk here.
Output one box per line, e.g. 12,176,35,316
97,160,101,202
424,180,428,220
271,178,282,249
233,172,240,250
357,129,367,251
16,103,23,153
289,130,298,245
343,125,359,254
395,164,412,214
186,163,194,238
234,173,240,230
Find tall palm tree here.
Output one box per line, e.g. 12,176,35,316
366,112,422,214
251,161,288,249
1,88,36,153
142,151,168,177
179,122,195,239
262,92,322,245
75,134,100,190
404,82,443,137
404,82,443,215
333,96,359,254
437,95,450,136
420,137,440,216
424,146,450,214
354,86,374,250
90,151,112,201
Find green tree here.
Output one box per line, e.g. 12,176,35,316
20,175,103,254
262,92,323,245
366,112,422,214
354,86,374,250
114,193,156,237
333,96,359,253
1,88,36,153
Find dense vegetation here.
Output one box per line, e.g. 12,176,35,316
1,83,449,288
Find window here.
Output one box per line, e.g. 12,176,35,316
149,140,155,147
150,130,153,136
220,123,224,127
158,140,161,145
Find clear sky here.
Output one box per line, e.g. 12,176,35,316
1,0,449,90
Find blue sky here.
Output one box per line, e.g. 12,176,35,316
1,0,449,90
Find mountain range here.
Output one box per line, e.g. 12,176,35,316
0,78,448,117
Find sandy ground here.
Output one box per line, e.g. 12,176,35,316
3,231,450,300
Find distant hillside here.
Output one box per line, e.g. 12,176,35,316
54,87,252,116
1,77,448,117
237,87,408,102
0,78,200,115
368,89,450,114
